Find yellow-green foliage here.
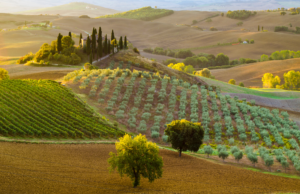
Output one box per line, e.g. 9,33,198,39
194,68,212,78
96,6,174,21
108,134,163,187
0,68,10,80
168,63,194,74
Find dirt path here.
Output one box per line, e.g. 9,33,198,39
1,143,300,194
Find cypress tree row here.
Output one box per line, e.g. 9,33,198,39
89,53,93,64
79,33,82,47
104,35,107,55
119,36,123,50
111,30,115,42
86,36,91,55
124,36,127,49
108,39,111,54
57,33,63,53
92,28,96,59
258,25,260,31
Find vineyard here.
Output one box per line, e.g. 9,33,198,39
95,6,174,21
0,79,124,138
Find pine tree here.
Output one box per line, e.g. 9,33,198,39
57,33,63,53
86,36,91,55
104,35,107,55
124,36,127,49
79,33,82,47
108,39,111,54
119,36,123,50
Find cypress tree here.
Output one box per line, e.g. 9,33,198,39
258,25,260,31
69,32,72,38
79,33,82,47
119,36,123,50
124,36,127,49
98,27,102,59
57,33,63,53
86,36,91,55
89,52,93,64
104,35,107,55
108,39,111,54
111,30,115,42
262,26,264,31
92,30,96,59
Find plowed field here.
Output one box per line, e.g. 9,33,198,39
0,143,300,193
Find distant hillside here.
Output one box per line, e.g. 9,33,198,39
16,2,120,17
95,6,174,21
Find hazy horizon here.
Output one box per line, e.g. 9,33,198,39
1,0,300,14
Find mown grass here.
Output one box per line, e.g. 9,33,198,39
95,6,174,21
197,76,300,99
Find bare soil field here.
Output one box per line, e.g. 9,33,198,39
1,11,300,63
211,58,300,87
1,142,300,194
1,64,80,79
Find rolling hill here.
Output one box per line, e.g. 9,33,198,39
16,2,120,17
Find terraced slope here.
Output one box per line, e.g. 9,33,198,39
0,79,124,138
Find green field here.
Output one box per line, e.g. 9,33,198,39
198,76,300,100
0,79,124,138
95,6,174,21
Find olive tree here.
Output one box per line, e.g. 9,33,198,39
108,134,163,188
204,145,214,158
164,119,204,157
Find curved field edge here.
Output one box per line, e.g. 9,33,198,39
197,76,300,100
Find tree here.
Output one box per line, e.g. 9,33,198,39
233,150,243,163
50,40,57,53
111,29,115,42
108,134,163,188
247,153,258,167
280,157,289,173
258,25,260,31
215,53,229,66
61,36,72,49
250,39,254,44
119,36,123,50
57,33,63,53
239,82,244,87
124,36,127,49
228,79,236,85
262,26,264,31
238,38,242,43
262,73,281,88
69,32,72,38
221,13,224,17
164,119,204,157
49,22,53,28
108,39,111,54
218,149,229,162
98,29,102,59
92,29,96,59
79,33,82,47
280,11,286,16
264,156,274,171
282,70,300,90
86,36,91,55
184,65,195,74
104,35,107,55
0,68,9,80
195,68,212,78
204,145,214,158
260,54,269,62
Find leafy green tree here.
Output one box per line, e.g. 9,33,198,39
280,157,289,173
61,36,72,49
218,149,229,162
247,153,258,167
238,38,242,43
215,53,229,66
204,145,214,158
233,150,243,163
0,68,9,80
280,11,286,16
57,33,63,53
164,119,204,157
239,82,244,87
260,54,269,62
124,36,127,49
228,137,235,145
264,156,274,171
195,68,212,78
184,65,195,74
228,79,236,85
108,134,163,188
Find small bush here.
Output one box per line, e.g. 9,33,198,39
239,82,244,87
237,21,243,26
228,79,236,85
133,47,140,54
79,15,90,18
210,27,218,31
250,39,254,44
206,18,212,22
274,26,288,32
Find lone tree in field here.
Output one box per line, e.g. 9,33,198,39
228,79,236,85
280,11,286,16
164,119,204,157
233,150,243,163
204,145,214,158
108,134,163,188
0,68,9,80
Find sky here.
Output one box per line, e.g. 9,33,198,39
1,0,300,13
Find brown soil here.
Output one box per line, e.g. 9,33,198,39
211,58,300,87
1,142,300,194
10,70,74,80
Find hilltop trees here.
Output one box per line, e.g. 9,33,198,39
226,10,256,20
57,33,63,53
61,36,73,49
108,134,163,188
79,33,82,47
164,119,204,157
86,36,91,55
215,53,229,66
119,36,123,50
124,36,128,49
98,27,103,59
0,68,9,80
